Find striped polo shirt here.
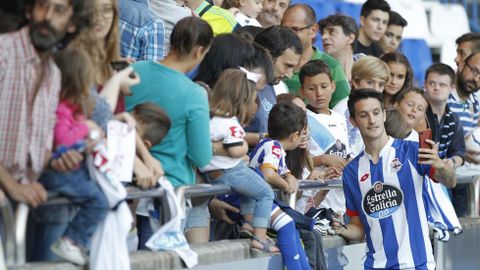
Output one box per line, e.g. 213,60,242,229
447,89,479,136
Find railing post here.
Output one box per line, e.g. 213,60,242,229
14,203,29,265
0,199,16,267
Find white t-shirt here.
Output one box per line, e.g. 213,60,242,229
199,116,244,172
234,12,262,27
307,109,350,214
273,81,289,96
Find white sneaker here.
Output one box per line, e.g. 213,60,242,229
51,238,87,266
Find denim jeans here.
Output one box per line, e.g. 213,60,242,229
203,162,274,228
27,204,75,261
299,229,327,270
39,165,109,249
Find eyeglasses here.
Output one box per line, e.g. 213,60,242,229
93,6,114,20
466,61,480,78
287,24,313,33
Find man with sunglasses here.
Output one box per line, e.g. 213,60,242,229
281,4,350,110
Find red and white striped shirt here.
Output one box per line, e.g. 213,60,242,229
0,26,61,182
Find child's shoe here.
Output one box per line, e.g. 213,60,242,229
51,237,87,266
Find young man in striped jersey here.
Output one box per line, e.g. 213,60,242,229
333,89,456,270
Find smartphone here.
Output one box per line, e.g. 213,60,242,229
419,129,432,162
110,60,130,71
110,61,136,78
419,129,432,149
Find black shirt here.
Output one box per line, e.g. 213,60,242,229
353,40,384,57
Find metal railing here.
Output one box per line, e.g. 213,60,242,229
1,178,341,267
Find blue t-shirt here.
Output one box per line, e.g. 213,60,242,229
245,84,276,133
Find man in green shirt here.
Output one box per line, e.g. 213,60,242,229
281,4,350,109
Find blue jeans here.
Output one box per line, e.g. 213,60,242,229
203,162,274,228
39,165,109,249
27,204,74,261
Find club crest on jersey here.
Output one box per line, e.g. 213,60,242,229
229,126,244,138
271,145,281,158
362,181,403,219
390,158,403,172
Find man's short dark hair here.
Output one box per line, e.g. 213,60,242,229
268,103,306,140
299,59,332,85
285,4,316,26
348,88,385,117
132,103,171,146
254,26,303,59
425,63,455,85
318,14,358,45
456,32,480,54
252,43,274,85
388,11,407,27
360,0,391,18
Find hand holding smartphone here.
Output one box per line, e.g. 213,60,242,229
110,61,136,78
419,129,432,162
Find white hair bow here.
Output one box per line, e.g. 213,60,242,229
239,67,262,83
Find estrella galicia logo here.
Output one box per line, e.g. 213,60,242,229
362,181,403,219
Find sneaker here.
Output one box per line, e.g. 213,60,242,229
51,238,87,265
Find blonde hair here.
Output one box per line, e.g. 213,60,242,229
351,56,390,86
209,68,257,126
71,0,120,85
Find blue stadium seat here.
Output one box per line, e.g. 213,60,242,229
400,39,433,87
335,1,362,26
313,33,323,50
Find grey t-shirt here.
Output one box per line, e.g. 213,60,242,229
147,0,191,53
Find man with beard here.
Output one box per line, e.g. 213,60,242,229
448,52,480,217
0,0,91,208
448,53,480,159
257,0,289,28
245,26,302,142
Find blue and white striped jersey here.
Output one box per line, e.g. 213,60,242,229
249,138,290,177
447,89,479,136
343,137,436,270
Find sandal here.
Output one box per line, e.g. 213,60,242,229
250,235,280,254
239,221,254,239
239,229,253,239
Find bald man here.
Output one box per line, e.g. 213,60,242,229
281,4,350,109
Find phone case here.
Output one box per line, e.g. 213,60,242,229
419,129,432,149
